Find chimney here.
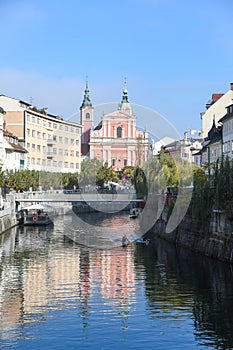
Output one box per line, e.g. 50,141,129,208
230,83,233,91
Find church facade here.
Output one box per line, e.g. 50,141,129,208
80,82,149,171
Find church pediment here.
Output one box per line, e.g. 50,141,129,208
104,110,135,120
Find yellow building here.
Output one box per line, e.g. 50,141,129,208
0,95,82,173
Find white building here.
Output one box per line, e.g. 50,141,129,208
163,132,202,164
201,83,233,138
0,95,82,173
219,103,233,160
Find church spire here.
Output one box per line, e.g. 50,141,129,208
119,78,131,110
80,79,92,109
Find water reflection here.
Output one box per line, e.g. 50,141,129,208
0,215,233,349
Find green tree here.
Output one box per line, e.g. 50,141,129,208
79,158,102,192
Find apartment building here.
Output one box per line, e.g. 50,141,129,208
0,95,82,173
201,83,233,138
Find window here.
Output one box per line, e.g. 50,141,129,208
37,158,40,165
32,116,35,123
47,159,51,166
37,118,40,125
58,161,63,167
43,146,46,153
37,131,41,138
59,124,63,131
112,159,115,166
65,125,68,132
27,143,30,149
64,149,68,156
70,162,74,168
53,123,57,129
76,163,80,169
27,129,30,136
53,148,57,155
59,148,63,156
43,133,46,140
37,145,41,152
32,144,35,151
124,159,127,166
65,137,68,144
64,162,68,168
70,150,74,157
32,130,36,137
117,127,122,138
53,160,57,167
76,139,79,146
71,138,74,145
118,159,121,166
76,151,80,157
31,157,35,165
42,159,46,166
86,112,90,119
71,127,74,133
27,115,30,122
59,136,63,143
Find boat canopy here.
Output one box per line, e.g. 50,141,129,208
22,204,53,210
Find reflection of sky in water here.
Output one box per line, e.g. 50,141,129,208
0,219,233,349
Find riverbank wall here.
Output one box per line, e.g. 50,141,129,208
145,203,233,264
0,194,17,234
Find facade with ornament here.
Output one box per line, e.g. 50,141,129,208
80,82,150,171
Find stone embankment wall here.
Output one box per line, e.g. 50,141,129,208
146,204,233,264
0,194,17,234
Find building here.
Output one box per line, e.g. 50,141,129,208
163,132,202,164
219,103,233,160
201,83,233,138
0,95,83,173
195,119,222,167
80,82,150,171
0,107,5,168
3,122,28,171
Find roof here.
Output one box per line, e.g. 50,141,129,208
212,93,224,102
94,121,102,130
219,111,233,123
8,141,28,153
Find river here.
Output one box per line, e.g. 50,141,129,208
0,212,233,349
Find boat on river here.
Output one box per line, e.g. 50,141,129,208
17,204,54,226
129,208,141,218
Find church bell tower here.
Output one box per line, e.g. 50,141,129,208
80,80,94,155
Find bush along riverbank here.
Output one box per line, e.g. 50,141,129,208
145,157,233,264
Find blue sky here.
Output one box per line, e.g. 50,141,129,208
1,0,233,137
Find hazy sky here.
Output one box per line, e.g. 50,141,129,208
1,0,233,137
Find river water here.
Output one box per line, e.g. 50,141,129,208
1,212,233,349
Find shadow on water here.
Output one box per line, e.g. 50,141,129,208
134,237,233,349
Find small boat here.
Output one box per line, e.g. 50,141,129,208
134,237,150,246
129,208,141,218
18,204,53,226
122,235,130,247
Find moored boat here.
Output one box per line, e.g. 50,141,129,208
17,204,53,226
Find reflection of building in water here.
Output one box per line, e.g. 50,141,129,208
0,231,135,333
90,248,135,301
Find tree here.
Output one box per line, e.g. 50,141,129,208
96,162,119,188
133,166,148,199
79,158,102,191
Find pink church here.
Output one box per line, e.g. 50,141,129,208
80,82,149,171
